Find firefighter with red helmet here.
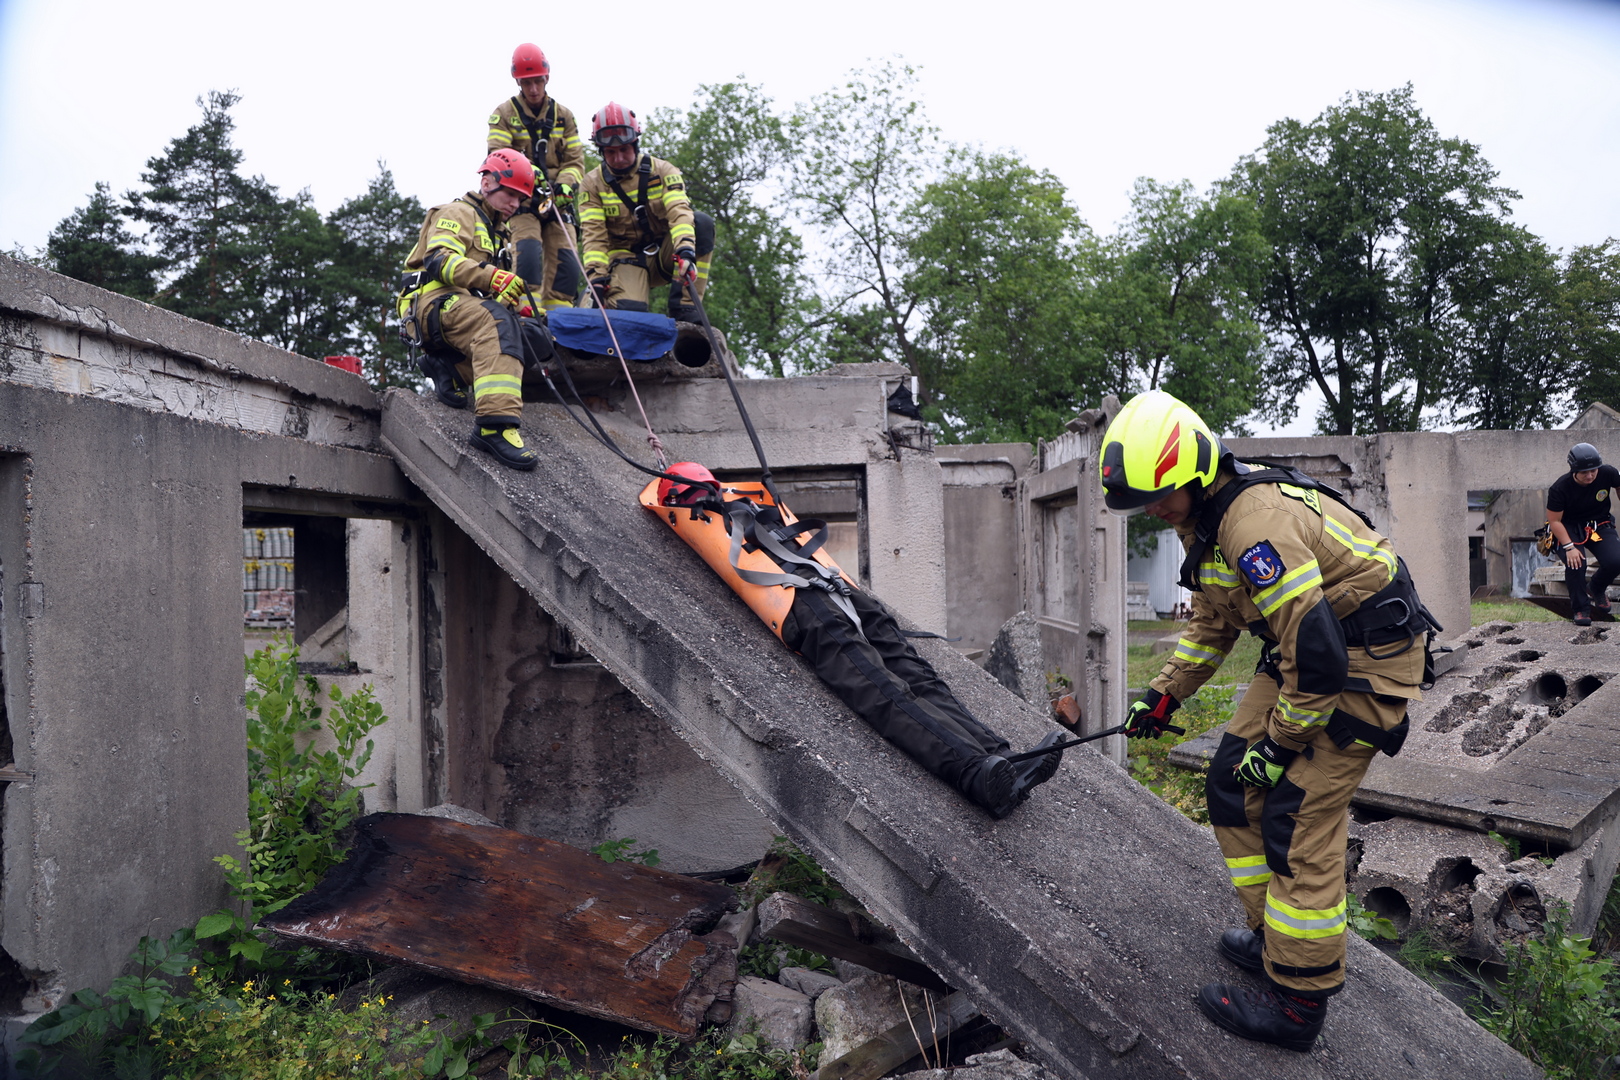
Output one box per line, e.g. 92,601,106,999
1098,390,1438,1052
645,464,1066,818
486,44,587,311
397,150,552,471
577,103,715,320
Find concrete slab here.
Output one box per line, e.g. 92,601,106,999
1359,620,1620,849
378,389,1536,1080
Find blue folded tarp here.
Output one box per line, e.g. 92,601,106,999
547,308,676,362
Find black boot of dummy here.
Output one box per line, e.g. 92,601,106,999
1218,926,1265,973
963,756,1018,819
1197,983,1325,1052
1011,731,1065,801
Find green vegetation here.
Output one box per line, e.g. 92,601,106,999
743,836,849,908
1126,633,1262,691
590,838,662,867
1346,892,1399,942
1477,905,1620,1079
1471,597,1566,625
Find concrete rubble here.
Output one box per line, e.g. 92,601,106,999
985,612,1046,704
376,387,1539,1079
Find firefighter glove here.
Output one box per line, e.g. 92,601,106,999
1124,688,1183,739
674,248,699,286
1235,737,1298,788
489,270,527,306
555,182,575,206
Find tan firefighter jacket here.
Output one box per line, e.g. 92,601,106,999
486,94,586,192
397,193,514,316
1150,466,1424,752
576,154,696,278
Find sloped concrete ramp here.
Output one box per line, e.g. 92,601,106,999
380,390,1536,1080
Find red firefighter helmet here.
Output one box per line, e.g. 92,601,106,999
479,149,535,197
591,102,641,147
511,43,550,80
658,462,718,507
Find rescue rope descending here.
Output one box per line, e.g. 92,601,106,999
544,198,666,470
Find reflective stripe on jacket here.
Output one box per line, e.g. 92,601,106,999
1151,469,1421,751
399,194,510,314
577,155,695,276
486,96,586,190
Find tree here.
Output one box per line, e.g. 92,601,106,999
651,82,817,376
1566,240,1620,415
1232,85,1519,435
44,182,163,299
325,165,424,389
901,152,1097,443
245,189,343,359
787,61,941,389
1086,179,1268,434
126,90,280,332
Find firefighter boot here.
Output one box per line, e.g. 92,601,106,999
1197,983,1325,1053
419,353,468,409
469,418,538,471
1218,926,1265,973
963,756,1018,819
1010,731,1065,802
667,284,697,324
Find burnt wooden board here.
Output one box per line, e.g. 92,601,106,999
260,813,739,1038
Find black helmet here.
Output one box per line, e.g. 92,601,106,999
1569,443,1603,471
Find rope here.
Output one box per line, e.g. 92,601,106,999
545,198,666,469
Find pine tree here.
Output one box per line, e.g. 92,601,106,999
326,165,424,388
44,182,163,299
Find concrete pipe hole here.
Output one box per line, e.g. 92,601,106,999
1512,649,1544,662
1465,638,1486,649
1351,805,1398,825
1495,882,1546,940
1363,887,1412,934
672,326,713,368
1521,672,1568,707
1435,857,1484,894
1498,636,1525,645
1461,704,1524,757
1573,674,1608,702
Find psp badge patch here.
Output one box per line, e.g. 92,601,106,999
1237,541,1286,589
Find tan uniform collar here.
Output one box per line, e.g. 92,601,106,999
516,93,550,119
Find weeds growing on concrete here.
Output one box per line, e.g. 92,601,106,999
1475,904,1620,1079
590,837,662,866
1346,893,1399,942
743,837,850,908
1125,685,1235,825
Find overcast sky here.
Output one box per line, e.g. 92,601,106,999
2,0,1618,430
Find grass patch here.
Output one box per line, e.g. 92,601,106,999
1126,634,1262,691
1125,685,1235,825
1471,597,1566,625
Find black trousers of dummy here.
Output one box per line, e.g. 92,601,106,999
1566,522,1620,614
780,586,1007,795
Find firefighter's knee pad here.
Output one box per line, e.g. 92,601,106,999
1207,732,1251,828
614,299,650,312
552,249,581,297
515,238,545,286
693,210,716,257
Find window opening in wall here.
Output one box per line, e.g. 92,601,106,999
242,514,351,668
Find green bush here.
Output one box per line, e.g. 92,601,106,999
1126,685,1236,825
1478,904,1620,1079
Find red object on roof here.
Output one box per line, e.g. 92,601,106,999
324,355,362,375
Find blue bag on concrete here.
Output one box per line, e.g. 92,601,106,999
547,309,676,362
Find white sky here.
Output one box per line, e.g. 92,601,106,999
3,0,1618,432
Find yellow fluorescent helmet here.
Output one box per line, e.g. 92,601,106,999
1098,390,1219,514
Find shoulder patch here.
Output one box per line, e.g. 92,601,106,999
1237,541,1286,589
1278,483,1322,515
488,114,500,125
1600,490,1609,502
436,218,462,233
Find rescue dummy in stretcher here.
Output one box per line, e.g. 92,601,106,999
640,462,1064,818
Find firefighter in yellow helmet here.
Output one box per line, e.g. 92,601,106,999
397,149,551,471
1098,390,1438,1053
486,44,586,311
576,102,714,320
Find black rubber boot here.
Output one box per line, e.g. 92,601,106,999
964,756,1018,819
1218,926,1265,973
469,419,538,471
1575,610,1592,626
1197,983,1325,1053
1010,731,1065,801
419,354,468,409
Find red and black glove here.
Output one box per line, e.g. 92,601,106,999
1124,688,1185,739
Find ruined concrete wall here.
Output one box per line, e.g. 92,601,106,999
0,257,415,1007
423,506,774,873
939,444,1030,657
